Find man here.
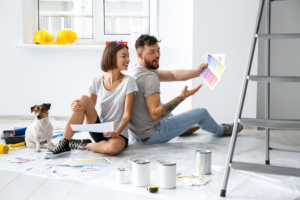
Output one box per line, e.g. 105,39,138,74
127,35,243,144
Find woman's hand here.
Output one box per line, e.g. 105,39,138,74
70,99,83,112
104,129,121,138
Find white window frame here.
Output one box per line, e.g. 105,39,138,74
95,0,159,43
37,0,96,45
22,0,159,45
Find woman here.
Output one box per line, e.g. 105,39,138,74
44,41,138,158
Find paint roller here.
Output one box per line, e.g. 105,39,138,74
9,142,25,148
0,144,9,154
12,127,27,136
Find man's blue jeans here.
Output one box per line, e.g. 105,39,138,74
131,108,224,144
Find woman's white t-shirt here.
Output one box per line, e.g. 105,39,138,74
88,75,138,138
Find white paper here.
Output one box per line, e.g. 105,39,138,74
70,122,114,133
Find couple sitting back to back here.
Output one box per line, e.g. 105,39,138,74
44,35,243,158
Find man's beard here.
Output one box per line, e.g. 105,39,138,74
144,57,159,70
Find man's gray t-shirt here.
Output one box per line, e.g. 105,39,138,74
127,65,160,139
88,75,138,138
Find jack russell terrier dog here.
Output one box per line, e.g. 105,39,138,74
25,103,54,152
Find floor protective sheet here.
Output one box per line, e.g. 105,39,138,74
0,119,300,200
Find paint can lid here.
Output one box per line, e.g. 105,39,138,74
157,160,170,163
116,168,128,171
133,159,150,164
159,161,176,166
196,150,211,154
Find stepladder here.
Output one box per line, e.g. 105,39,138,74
220,0,300,197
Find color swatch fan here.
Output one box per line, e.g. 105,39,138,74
201,53,226,90
65,158,113,166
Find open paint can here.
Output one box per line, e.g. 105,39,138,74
195,150,211,175
132,159,150,187
158,161,176,189
157,160,170,174
116,168,129,184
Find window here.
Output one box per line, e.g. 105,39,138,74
33,0,158,45
38,0,93,39
104,0,150,35
96,0,158,44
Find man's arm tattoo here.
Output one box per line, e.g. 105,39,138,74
154,107,164,118
154,96,183,119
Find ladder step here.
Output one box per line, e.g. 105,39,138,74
257,33,300,39
231,162,300,177
249,76,300,82
271,0,296,1
240,118,300,129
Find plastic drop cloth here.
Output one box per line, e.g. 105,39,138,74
0,119,300,200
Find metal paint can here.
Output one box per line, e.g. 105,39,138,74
158,161,176,189
132,159,150,187
157,160,170,174
195,150,211,175
116,168,129,184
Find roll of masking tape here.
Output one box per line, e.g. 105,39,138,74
0,144,9,154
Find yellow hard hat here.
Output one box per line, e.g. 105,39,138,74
55,29,78,45
33,29,54,45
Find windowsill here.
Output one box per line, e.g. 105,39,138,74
16,44,137,50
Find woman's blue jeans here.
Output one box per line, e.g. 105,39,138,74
131,108,224,144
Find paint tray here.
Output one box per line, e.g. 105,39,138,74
3,134,25,144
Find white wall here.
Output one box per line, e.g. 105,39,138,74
0,0,193,117
192,0,259,123
158,0,193,113
257,0,300,120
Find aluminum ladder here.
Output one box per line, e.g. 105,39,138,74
220,0,300,197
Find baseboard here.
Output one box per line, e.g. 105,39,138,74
243,125,256,130
0,115,69,121
256,119,300,130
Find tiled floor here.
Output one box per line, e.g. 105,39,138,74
0,118,299,200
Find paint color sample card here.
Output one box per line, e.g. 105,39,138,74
80,171,100,176
66,158,113,166
71,122,114,133
83,165,101,171
207,54,225,78
13,166,32,171
201,53,226,90
42,159,68,166
47,171,68,178
121,160,134,168
3,155,37,163
37,167,57,173
212,54,225,65
80,165,101,176
201,67,219,90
